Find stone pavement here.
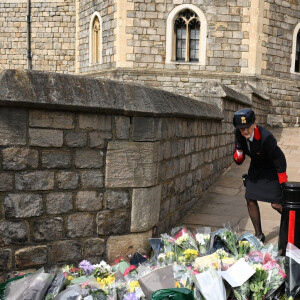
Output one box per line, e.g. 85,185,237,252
182,127,300,244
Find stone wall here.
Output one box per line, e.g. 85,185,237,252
0,69,256,281
0,0,76,73
263,0,299,79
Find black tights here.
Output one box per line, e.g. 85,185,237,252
246,199,282,236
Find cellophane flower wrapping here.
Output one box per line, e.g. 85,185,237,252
193,267,226,300
161,233,176,264
218,229,239,257
232,281,250,300
195,227,211,255
264,258,286,294
249,263,270,300
171,227,198,260
4,268,54,300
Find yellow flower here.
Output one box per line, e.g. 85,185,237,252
175,281,181,288
67,276,73,281
129,280,140,292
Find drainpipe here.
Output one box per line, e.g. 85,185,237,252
26,0,32,69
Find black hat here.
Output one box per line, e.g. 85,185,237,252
233,108,256,129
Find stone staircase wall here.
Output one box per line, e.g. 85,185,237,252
0,69,268,280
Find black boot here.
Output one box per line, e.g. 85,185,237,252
256,233,265,243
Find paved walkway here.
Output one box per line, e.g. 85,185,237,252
182,127,300,244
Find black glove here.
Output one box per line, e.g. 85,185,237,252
235,129,243,150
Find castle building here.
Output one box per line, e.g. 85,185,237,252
1,0,299,126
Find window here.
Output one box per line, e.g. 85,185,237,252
295,30,300,72
291,23,300,74
166,4,207,65
174,9,200,62
89,12,102,65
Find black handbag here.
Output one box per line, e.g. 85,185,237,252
242,174,248,187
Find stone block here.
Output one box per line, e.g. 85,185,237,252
89,131,112,148
29,110,75,129
29,128,63,147
0,173,13,191
77,191,103,211
15,246,48,268
115,116,130,140
67,213,94,238
0,249,12,270
79,114,112,131
51,240,82,262
46,192,73,214
106,230,152,263
0,108,27,146
105,142,159,188
81,170,104,188
0,221,28,246
132,117,162,141
105,190,129,209
75,150,103,168
97,209,130,235
33,217,64,242
65,132,88,147
4,193,43,218
56,171,79,189
2,148,38,170
41,151,72,169
15,171,54,191
84,238,105,262
131,185,161,232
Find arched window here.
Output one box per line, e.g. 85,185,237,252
175,9,200,62
295,30,300,72
166,4,207,65
291,23,300,73
89,12,102,65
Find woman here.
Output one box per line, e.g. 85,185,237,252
233,108,288,242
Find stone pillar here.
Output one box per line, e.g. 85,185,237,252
114,0,134,68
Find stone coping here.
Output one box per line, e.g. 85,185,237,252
0,69,223,120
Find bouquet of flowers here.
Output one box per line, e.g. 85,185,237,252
218,229,239,257
249,263,270,300
232,281,250,300
172,227,198,258
195,227,211,255
263,258,286,299
237,240,251,259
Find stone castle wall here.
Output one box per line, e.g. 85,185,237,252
0,69,261,281
0,0,76,72
0,1,299,127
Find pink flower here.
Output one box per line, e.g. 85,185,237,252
279,269,287,278
123,265,137,276
81,281,90,288
114,257,124,264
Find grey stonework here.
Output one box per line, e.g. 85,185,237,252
2,148,38,170
0,70,269,278
45,192,73,215
4,193,43,218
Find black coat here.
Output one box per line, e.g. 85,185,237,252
233,125,287,203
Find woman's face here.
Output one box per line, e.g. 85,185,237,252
239,123,256,139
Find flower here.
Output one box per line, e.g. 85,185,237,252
96,274,115,288
93,260,112,278
128,280,140,293
249,263,270,300
238,240,251,259
195,233,211,254
79,260,95,275
183,249,199,263
123,293,139,300
215,248,229,259
123,265,137,276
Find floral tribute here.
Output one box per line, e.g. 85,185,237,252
1,225,296,300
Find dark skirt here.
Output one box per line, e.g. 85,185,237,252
245,167,282,204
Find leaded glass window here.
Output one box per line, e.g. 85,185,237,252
174,9,200,62
295,30,300,72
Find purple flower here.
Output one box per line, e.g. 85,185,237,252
123,292,139,300
79,260,95,274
